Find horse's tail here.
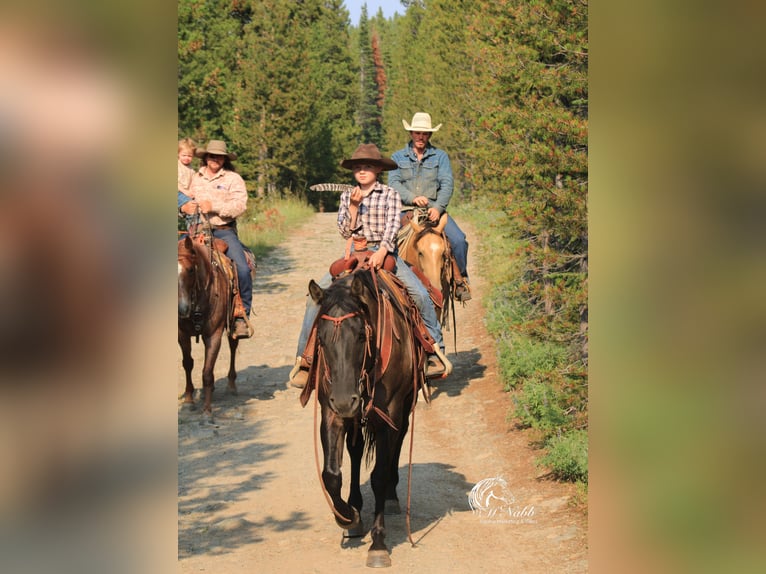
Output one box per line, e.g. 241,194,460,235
362,424,376,467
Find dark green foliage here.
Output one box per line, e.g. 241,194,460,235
356,7,383,146
498,335,569,390
513,378,569,433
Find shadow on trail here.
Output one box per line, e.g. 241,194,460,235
335,462,474,553
177,362,291,420
236,363,293,400
178,416,291,559
178,361,310,560
429,347,486,400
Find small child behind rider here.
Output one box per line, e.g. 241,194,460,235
178,138,196,211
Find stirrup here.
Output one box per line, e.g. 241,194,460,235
455,281,472,302
232,317,252,339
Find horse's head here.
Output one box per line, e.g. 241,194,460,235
411,215,449,290
309,273,376,418
178,236,197,319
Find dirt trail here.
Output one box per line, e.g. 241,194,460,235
178,212,587,572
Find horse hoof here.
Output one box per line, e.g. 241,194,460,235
201,412,214,425
366,550,391,568
335,507,361,531
384,499,401,515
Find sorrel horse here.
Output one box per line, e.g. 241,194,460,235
300,268,427,568
398,209,455,332
178,235,238,419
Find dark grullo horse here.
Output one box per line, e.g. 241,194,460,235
300,269,426,568
178,235,238,420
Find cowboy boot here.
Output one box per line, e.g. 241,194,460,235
451,255,472,302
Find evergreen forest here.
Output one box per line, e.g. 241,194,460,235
179,0,588,487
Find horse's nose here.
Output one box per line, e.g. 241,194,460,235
328,392,361,418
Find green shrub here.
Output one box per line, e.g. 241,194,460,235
237,196,314,258
538,430,588,483
513,378,568,433
498,334,569,390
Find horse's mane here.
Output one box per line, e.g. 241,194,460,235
414,224,444,245
319,276,355,311
179,237,214,275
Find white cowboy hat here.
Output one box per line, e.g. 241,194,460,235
402,112,442,132
194,139,237,160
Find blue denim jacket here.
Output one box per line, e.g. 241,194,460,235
389,143,454,214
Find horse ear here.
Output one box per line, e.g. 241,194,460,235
435,213,448,233
351,274,366,299
182,235,193,251
308,279,324,304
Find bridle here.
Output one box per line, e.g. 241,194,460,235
315,309,397,428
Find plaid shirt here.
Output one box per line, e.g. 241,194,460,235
337,182,402,254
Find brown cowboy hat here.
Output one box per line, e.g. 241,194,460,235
194,139,237,160
340,143,397,171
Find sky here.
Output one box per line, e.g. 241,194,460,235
345,0,403,25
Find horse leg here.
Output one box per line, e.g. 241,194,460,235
384,418,410,515
200,330,224,417
226,335,239,395
344,419,365,537
178,333,195,408
320,404,361,530
367,427,396,568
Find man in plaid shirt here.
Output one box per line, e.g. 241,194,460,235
290,144,448,388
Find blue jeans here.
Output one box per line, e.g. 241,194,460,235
295,250,444,357
444,215,469,280
212,226,252,316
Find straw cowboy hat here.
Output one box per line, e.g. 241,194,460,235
340,143,397,171
194,139,237,160
402,112,442,132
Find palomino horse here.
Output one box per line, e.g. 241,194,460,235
398,209,455,333
300,268,427,568
178,234,239,420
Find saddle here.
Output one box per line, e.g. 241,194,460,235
190,231,253,331
328,249,396,278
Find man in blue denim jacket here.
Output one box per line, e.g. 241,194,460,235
389,112,471,302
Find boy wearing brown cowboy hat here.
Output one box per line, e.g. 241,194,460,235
289,143,450,388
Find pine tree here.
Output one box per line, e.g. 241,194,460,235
178,0,251,142
356,7,382,145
